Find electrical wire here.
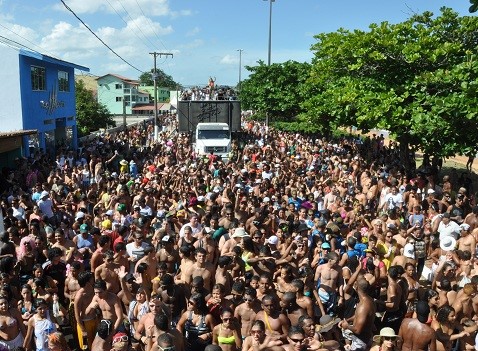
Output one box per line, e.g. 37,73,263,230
112,0,159,51
60,0,144,73
0,22,61,60
103,0,153,52
133,0,169,52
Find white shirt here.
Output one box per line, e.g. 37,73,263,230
438,219,461,241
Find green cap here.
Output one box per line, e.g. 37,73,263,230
80,224,89,233
117,203,126,212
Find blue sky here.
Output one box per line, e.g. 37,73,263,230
0,0,473,87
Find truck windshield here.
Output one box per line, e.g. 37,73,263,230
197,130,229,139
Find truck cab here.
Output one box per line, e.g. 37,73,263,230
194,122,231,160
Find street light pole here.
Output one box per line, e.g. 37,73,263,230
264,0,275,66
263,0,275,128
237,49,243,92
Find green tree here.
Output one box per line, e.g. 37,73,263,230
139,68,180,89
304,8,478,168
240,60,310,121
76,79,115,135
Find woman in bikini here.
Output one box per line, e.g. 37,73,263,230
213,307,242,351
402,263,419,317
431,305,471,351
0,295,26,349
18,284,35,326
177,293,215,351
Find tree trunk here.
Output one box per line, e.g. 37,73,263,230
398,134,413,171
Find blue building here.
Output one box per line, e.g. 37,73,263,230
0,42,89,162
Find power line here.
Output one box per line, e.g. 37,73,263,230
0,22,60,59
60,0,144,73
103,0,153,52
133,0,169,52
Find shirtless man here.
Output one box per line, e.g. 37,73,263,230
464,205,478,232
376,266,403,333
457,224,476,253
90,235,111,272
314,252,343,315
52,228,75,263
86,279,123,341
94,251,121,294
157,273,187,326
174,245,195,286
257,274,277,301
73,271,97,350
156,235,180,274
398,301,436,351
291,279,314,318
280,292,307,326
452,283,476,321
215,256,233,295
64,261,81,303
135,245,158,281
194,227,218,266
134,297,171,346
339,277,376,351
234,287,262,337
254,295,290,340
184,247,215,290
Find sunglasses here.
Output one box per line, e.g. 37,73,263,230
157,346,175,351
113,335,128,344
223,318,231,321
383,337,396,341
290,338,304,344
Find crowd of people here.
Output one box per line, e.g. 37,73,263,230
0,114,477,351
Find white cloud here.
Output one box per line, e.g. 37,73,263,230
177,39,203,50
123,16,173,37
54,0,176,17
186,26,200,37
220,54,238,65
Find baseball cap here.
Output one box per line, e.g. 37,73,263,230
105,209,114,216
124,273,135,282
79,224,88,233
267,235,278,245
117,204,126,212
75,212,85,221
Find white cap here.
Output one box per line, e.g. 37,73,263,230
460,223,471,231
105,210,114,216
75,212,85,220
263,197,270,203
197,196,205,202
427,189,435,194
40,191,49,198
403,243,415,259
267,235,278,245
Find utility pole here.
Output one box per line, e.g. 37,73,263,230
237,49,243,92
122,98,126,127
149,52,173,140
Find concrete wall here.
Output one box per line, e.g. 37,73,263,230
0,47,23,132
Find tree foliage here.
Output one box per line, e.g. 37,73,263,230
240,60,310,121
76,79,115,135
303,7,478,164
139,68,180,89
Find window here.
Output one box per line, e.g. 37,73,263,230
124,88,130,94
116,97,122,102
31,66,46,91
132,95,137,102
58,71,69,92
115,84,122,89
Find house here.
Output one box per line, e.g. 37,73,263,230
96,74,150,115
0,42,89,163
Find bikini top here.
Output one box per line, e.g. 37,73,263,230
217,325,236,345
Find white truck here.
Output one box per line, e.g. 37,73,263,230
194,122,231,160
177,100,241,161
